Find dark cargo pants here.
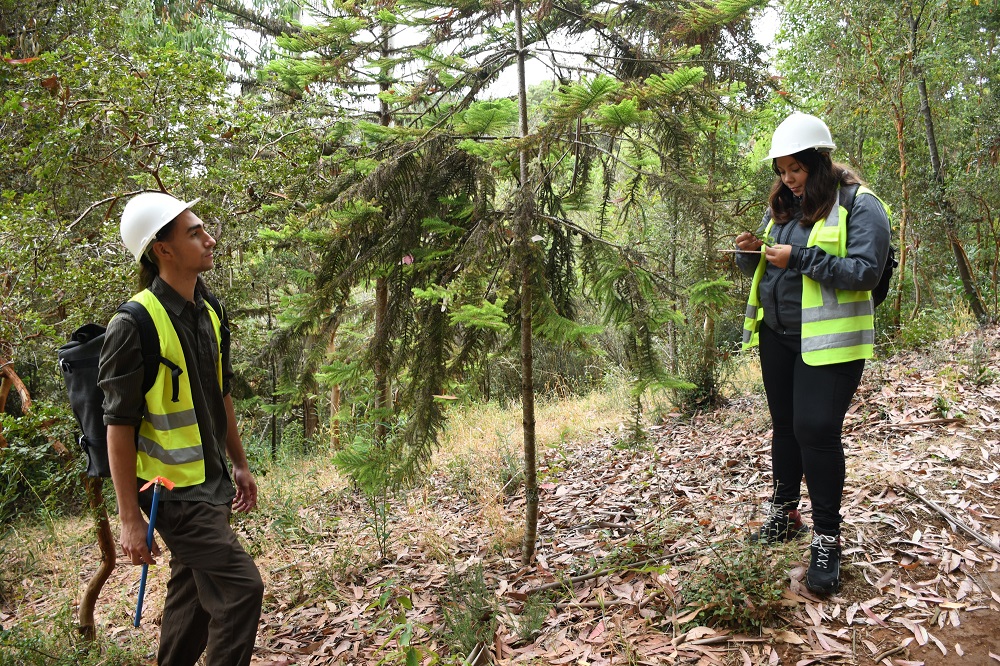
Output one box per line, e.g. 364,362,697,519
140,499,263,666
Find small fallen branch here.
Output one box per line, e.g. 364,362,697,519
878,417,965,429
873,644,906,663
526,545,698,595
78,478,116,641
893,484,1000,554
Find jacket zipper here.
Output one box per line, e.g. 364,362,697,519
770,222,792,334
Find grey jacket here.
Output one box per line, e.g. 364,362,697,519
736,185,892,335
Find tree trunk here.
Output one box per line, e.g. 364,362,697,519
0,358,31,447
373,22,393,445
78,477,115,641
891,105,909,325
907,6,990,324
266,285,278,460
304,395,318,440
699,125,719,406
328,327,341,450
514,0,538,567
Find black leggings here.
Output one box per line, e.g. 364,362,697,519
759,323,865,535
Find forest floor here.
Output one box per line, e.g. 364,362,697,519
3,325,1000,665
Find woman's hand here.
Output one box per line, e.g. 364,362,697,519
765,244,792,268
735,232,763,252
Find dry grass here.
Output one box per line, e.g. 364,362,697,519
437,385,631,460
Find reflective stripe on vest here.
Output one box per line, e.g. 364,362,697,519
741,188,875,366
131,289,223,487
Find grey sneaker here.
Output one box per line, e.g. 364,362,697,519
806,533,841,594
751,506,809,544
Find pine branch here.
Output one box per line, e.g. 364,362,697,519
204,0,301,36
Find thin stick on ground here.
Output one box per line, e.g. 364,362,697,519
892,484,1000,554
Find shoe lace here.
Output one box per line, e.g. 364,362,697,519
811,534,836,569
762,505,787,534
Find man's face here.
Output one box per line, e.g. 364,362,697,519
156,210,216,274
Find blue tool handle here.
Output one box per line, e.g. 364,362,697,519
133,483,162,627
134,565,149,627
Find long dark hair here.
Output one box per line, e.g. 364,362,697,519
768,149,863,225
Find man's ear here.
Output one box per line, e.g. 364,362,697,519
150,239,172,262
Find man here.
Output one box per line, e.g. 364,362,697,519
99,192,263,665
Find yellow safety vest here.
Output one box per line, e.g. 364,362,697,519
742,187,881,366
131,289,223,487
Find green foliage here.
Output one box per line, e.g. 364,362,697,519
681,541,792,631
640,68,707,102
8,0,997,546
550,75,623,123
366,580,437,666
440,563,498,656
457,100,518,136
594,98,651,129
774,0,1000,324
673,278,739,410
895,303,976,351
514,593,551,644
0,405,83,530
0,603,149,665
677,0,769,33
968,333,998,387
333,431,406,561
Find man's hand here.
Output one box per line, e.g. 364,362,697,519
765,244,792,268
232,466,258,513
120,514,159,566
108,424,159,566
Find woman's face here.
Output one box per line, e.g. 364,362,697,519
775,155,808,197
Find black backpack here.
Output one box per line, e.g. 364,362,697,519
57,293,225,477
842,184,898,308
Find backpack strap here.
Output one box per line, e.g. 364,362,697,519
117,300,183,403
118,292,227,404
203,291,231,352
840,183,861,214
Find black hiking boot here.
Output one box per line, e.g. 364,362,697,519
806,532,842,594
751,506,809,544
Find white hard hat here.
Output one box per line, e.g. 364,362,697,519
120,192,201,263
764,113,836,161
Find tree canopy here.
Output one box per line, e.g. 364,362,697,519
2,0,998,526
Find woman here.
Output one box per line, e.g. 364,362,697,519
735,113,891,594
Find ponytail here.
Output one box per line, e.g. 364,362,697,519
135,217,177,289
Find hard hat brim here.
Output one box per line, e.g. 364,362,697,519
760,145,835,163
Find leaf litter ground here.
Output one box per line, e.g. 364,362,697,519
234,324,1000,664
5,327,1000,665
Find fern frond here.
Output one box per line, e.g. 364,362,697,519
674,0,766,35
550,75,624,123
641,67,707,102
594,98,652,129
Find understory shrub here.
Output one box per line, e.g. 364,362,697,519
679,539,792,631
